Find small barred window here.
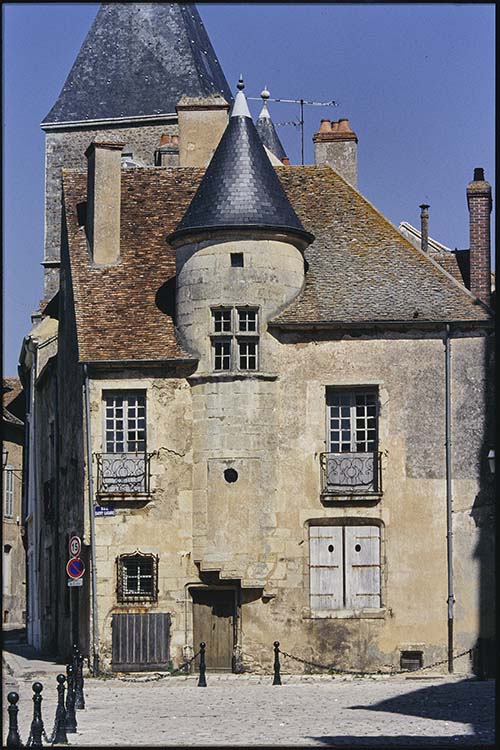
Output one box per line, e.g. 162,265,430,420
117,551,158,603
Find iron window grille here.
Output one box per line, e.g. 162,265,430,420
322,388,381,495
211,306,259,372
117,551,159,603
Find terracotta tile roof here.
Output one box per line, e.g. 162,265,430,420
272,166,491,325
62,168,205,362
61,164,491,364
3,377,24,425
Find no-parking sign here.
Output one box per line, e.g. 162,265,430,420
66,557,85,580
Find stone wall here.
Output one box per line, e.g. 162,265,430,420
2,426,25,627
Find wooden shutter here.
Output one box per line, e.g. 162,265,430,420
344,526,380,609
111,612,171,671
309,526,343,610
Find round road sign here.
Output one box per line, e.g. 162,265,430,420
66,557,85,580
69,536,81,558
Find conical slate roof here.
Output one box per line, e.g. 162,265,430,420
169,87,313,245
255,88,287,162
42,3,232,125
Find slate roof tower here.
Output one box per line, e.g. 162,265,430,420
41,2,232,299
255,87,288,164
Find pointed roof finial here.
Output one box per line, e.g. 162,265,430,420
258,86,271,120
231,74,251,118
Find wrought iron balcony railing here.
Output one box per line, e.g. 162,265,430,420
95,452,153,496
320,451,382,496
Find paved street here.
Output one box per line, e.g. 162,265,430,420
3,634,495,748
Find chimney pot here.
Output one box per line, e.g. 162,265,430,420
319,119,331,133
473,167,484,182
160,133,171,146
282,156,290,165
330,121,339,133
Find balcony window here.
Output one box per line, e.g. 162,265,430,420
98,392,150,495
321,388,381,495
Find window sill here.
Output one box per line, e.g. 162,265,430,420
304,608,387,620
320,491,383,503
188,371,278,383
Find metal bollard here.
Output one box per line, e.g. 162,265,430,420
74,652,85,710
197,642,207,687
6,692,23,748
52,674,69,745
30,682,44,749
272,641,282,685
65,664,77,733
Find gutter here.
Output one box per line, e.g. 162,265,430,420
83,363,100,675
444,324,454,673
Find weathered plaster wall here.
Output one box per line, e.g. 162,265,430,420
2,427,25,626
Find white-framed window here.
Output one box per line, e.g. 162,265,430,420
104,393,146,453
327,389,377,453
309,524,381,612
211,307,259,372
3,466,14,518
117,551,158,603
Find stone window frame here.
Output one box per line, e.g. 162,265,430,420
116,550,159,604
210,306,259,372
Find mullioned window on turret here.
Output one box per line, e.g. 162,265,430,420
211,307,259,372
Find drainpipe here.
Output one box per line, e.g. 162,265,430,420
444,324,454,672
83,364,99,675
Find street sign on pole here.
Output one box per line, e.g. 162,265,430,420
66,557,85,580
67,579,83,587
69,536,81,558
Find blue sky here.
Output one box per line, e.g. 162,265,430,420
2,3,495,375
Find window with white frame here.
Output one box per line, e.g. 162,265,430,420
105,393,146,453
309,525,381,612
327,389,377,453
117,551,158,602
3,467,14,518
210,307,259,372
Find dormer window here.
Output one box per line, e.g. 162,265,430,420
211,306,259,372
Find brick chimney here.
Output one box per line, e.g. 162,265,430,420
85,141,124,265
467,167,492,305
176,95,230,167
313,118,358,188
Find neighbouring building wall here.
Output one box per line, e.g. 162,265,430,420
3,426,26,627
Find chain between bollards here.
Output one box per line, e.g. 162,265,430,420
272,641,282,685
65,663,77,733
198,642,207,687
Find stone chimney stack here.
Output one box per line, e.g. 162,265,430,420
176,96,230,167
419,203,430,253
154,133,180,167
85,141,124,265
313,117,358,188
467,167,492,305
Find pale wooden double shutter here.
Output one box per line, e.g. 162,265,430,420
310,525,380,610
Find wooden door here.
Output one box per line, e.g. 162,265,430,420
111,612,171,671
191,588,234,671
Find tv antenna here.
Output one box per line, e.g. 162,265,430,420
248,95,338,165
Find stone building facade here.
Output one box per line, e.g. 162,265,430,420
21,3,494,677
2,378,26,627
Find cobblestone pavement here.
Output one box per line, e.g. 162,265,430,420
3,638,495,748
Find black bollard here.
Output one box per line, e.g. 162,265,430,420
65,664,77,733
53,674,69,745
198,642,207,687
272,641,282,685
74,653,85,710
6,692,23,748
30,682,44,749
